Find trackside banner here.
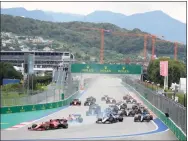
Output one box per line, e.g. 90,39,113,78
160,61,168,76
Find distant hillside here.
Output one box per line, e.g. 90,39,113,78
1,14,186,63
1,8,186,43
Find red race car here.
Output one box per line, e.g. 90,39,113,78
70,99,81,106
28,118,68,131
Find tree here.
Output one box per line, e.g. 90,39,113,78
1,14,186,63
147,58,186,88
0,62,23,85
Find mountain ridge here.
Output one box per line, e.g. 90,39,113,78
1,14,186,63
1,7,186,43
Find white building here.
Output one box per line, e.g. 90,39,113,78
179,78,186,94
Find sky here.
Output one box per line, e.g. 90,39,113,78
1,1,186,23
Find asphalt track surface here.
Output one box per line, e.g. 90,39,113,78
1,75,177,140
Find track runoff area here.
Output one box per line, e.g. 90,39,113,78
1,75,177,140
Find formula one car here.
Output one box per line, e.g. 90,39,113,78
106,98,116,104
124,108,136,117
101,95,110,101
67,114,83,123
84,98,96,106
134,113,153,122
86,104,101,116
70,99,81,106
96,112,123,124
108,105,119,114
132,104,139,110
28,119,68,131
130,99,137,104
123,95,133,100
84,101,95,106
115,102,127,110
86,96,96,103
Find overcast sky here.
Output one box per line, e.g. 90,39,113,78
1,1,186,23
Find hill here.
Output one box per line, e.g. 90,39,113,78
1,8,186,43
1,14,186,63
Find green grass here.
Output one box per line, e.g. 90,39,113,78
1,84,49,107
141,82,162,90
166,93,186,106
1,91,28,107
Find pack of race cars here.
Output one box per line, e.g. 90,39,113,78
28,94,153,131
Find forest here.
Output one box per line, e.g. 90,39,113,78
1,14,186,63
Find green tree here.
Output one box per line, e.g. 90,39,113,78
1,14,186,63
0,62,23,85
147,57,186,88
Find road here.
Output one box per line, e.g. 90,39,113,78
1,76,177,140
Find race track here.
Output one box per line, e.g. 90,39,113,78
1,76,178,140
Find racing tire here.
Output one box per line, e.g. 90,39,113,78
150,116,153,120
108,117,114,124
63,123,68,129
44,125,50,130
119,118,123,122
78,118,83,123
84,103,87,106
32,124,37,128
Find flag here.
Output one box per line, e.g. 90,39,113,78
160,61,168,76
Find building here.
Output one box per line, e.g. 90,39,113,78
1,51,75,69
179,78,186,94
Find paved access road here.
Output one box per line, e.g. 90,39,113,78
1,75,177,140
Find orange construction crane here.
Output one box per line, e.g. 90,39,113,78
79,27,182,62
79,27,110,64
155,37,184,61
111,31,148,62
79,27,149,63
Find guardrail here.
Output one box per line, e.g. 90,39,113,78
122,79,187,141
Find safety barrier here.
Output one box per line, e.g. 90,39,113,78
1,91,80,114
122,81,187,141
